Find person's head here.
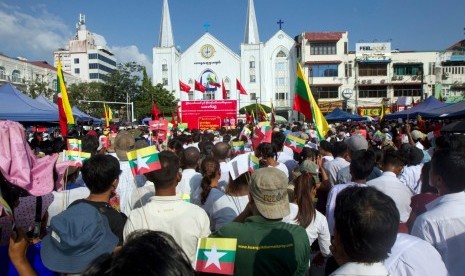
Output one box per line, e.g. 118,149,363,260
420,162,437,194
292,171,318,228
319,140,333,156
344,135,369,159
82,155,121,195
381,150,404,176
255,142,277,160
271,131,286,152
298,147,317,164
430,149,465,195
249,167,289,219
333,141,349,159
182,147,200,169
167,138,184,157
199,157,220,204
226,171,250,195
114,131,135,161
349,150,375,182
83,230,194,276
144,151,181,190
82,135,99,155
212,142,230,161
332,186,399,265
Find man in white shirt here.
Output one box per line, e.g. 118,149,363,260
367,151,412,231
326,142,350,186
177,147,202,203
327,149,375,236
124,151,211,265
384,233,449,276
411,149,465,276
399,144,424,194
114,131,137,216
212,142,231,191
329,186,398,276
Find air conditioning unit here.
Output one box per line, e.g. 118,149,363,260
412,75,417,81
398,76,404,80
380,79,386,84
361,80,367,84
367,79,372,84
391,76,397,81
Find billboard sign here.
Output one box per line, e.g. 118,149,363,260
181,100,237,130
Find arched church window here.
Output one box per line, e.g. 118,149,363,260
12,70,21,83
0,66,5,79
249,57,255,69
276,50,287,58
162,64,168,72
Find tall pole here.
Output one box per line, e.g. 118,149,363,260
354,60,359,112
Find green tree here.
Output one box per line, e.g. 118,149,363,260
134,67,178,120
27,79,54,99
68,82,105,118
101,62,143,103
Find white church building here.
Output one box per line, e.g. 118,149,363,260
152,0,297,117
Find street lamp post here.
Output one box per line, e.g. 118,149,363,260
78,100,135,124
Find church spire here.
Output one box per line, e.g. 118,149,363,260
244,0,260,44
158,0,174,47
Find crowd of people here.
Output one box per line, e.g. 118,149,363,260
1,117,464,276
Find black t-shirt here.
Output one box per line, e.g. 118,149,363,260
70,199,127,245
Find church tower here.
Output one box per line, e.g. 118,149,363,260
153,0,179,92
241,0,264,103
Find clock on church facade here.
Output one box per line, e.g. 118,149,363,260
200,44,215,59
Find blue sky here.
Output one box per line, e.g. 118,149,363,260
1,0,464,73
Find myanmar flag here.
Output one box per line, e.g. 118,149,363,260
65,150,91,167
294,63,330,140
67,138,82,151
57,58,74,137
284,134,305,153
249,154,259,172
195,238,237,275
232,141,245,154
126,145,161,176
240,127,251,138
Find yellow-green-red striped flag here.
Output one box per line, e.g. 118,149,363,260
126,145,161,176
195,237,237,275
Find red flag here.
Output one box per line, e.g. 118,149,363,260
195,80,206,92
171,113,176,127
176,105,181,123
57,95,68,137
222,80,227,99
245,111,251,123
179,80,191,93
152,103,160,120
209,81,221,88
236,79,247,95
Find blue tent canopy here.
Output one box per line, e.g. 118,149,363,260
0,83,58,122
384,96,447,120
325,108,364,122
419,100,465,119
35,95,58,109
72,106,103,124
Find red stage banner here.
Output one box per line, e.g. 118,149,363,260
181,100,237,130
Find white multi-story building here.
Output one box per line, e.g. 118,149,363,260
0,53,81,96
152,0,296,118
54,14,116,83
296,32,465,116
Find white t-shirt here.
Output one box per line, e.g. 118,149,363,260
269,162,289,179
124,195,211,266
47,187,90,226
176,168,202,199
211,194,249,231
283,203,331,256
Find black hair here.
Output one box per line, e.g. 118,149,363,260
222,134,231,143
349,150,375,181
200,157,220,205
435,134,465,152
256,143,277,160
400,144,423,166
212,142,230,160
144,151,180,189
271,131,286,151
420,162,437,194
83,230,194,276
225,172,250,195
82,155,120,194
293,173,317,228
334,186,399,263
372,148,384,168
82,135,99,155
167,138,184,157
199,140,214,158
431,149,465,193
382,150,404,168
182,147,200,169
298,147,316,164
319,140,333,154
333,141,348,158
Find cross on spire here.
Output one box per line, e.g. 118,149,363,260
204,22,211,32
277,19,284,30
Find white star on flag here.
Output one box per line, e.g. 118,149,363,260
136,153,150,172
203,244,226,270
73,155,84,166
290,139,298,149
233,146,241,152
70,142,79,149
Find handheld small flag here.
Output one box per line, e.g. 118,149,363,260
240,127,251,138
232,141,245,154
65,150,91,167
178,123,188,132
127,145,161,176
249,154,259,172
67,139,82,151
284,135,305,153
195,237,237,275
179,194,191,203
251,125,272,149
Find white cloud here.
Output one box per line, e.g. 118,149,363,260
0,3,71,60
110,45,153,78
